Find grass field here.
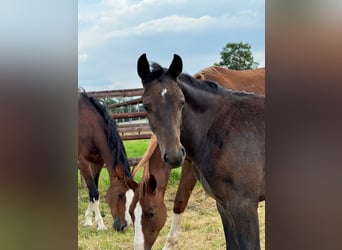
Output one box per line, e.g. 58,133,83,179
78,139,265,249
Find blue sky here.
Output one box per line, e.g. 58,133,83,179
79,0,265,91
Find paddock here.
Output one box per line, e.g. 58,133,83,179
78,88,265,249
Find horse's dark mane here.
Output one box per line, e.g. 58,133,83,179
80,92,131,178
179,73,255,97
150,62,253,97
179,73,226,94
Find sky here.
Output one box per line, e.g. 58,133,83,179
78,0,265,91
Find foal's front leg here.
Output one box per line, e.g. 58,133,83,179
163,159,197,250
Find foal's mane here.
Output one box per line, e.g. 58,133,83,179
150,63,253,97
80,92,131,178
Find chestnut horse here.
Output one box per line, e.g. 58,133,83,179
137,54,265,249
78,92,134,231
128,134,170,250
132,65,265,249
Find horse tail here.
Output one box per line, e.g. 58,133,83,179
86,94,132,178
132,133,158,177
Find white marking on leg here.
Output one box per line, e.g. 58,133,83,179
201,190,209,201
125,189,134,227
134,202,144,250
163,213,183,250
93,200,107,231
161,88,167,97
83,201,94,226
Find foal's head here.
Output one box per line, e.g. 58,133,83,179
106,165,136,231
137,53,186,168
129,174,167,250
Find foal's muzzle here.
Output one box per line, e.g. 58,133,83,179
113,218,127,231
163,145,186,168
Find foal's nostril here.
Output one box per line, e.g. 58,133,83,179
180,146,186,156
113,220,124,231
163,153,169,163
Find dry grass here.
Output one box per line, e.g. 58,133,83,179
78,175,265,249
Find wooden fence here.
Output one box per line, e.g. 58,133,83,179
88,88,151,166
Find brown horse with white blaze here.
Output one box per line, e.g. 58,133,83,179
78,91,135,231
137,54,265,249
129,134,170,250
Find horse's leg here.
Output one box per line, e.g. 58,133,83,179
216,197,260,250
163,159,197,250
78,160,87,188
79,158,98,227
79,159,107,230
92,162,107,231
83,201,94,227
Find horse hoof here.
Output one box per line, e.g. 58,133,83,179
162,243,175,250
83,219,93,227
97,224,107,231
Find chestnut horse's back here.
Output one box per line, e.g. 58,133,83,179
194,66,265,96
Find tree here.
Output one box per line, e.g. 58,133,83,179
215,42,259,70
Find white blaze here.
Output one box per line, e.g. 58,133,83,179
161,88,167,97
125,189,134,227
134,202,144,250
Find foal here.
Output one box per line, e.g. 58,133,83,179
133,65,265,249
137,54,265,249
129,134,171,250
164,65,265,249
78,92,134,231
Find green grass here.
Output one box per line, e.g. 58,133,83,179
123,139,150,158
78,139,265,249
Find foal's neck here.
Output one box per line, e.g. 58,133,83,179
178,81,224,162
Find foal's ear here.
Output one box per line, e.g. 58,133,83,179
137,53,151,81
167,54,183,79
126,177,138,191
146,174,157,194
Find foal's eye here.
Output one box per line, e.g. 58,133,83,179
143,104,151,112
118,193,124,199
179,100,185,108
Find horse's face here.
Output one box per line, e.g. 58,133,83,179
142,82,185,168
138,53,186,168
130,175,167,250
106,176,133,231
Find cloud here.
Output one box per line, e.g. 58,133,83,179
103,15,213,38
78,0,265,90
79,0,264,51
